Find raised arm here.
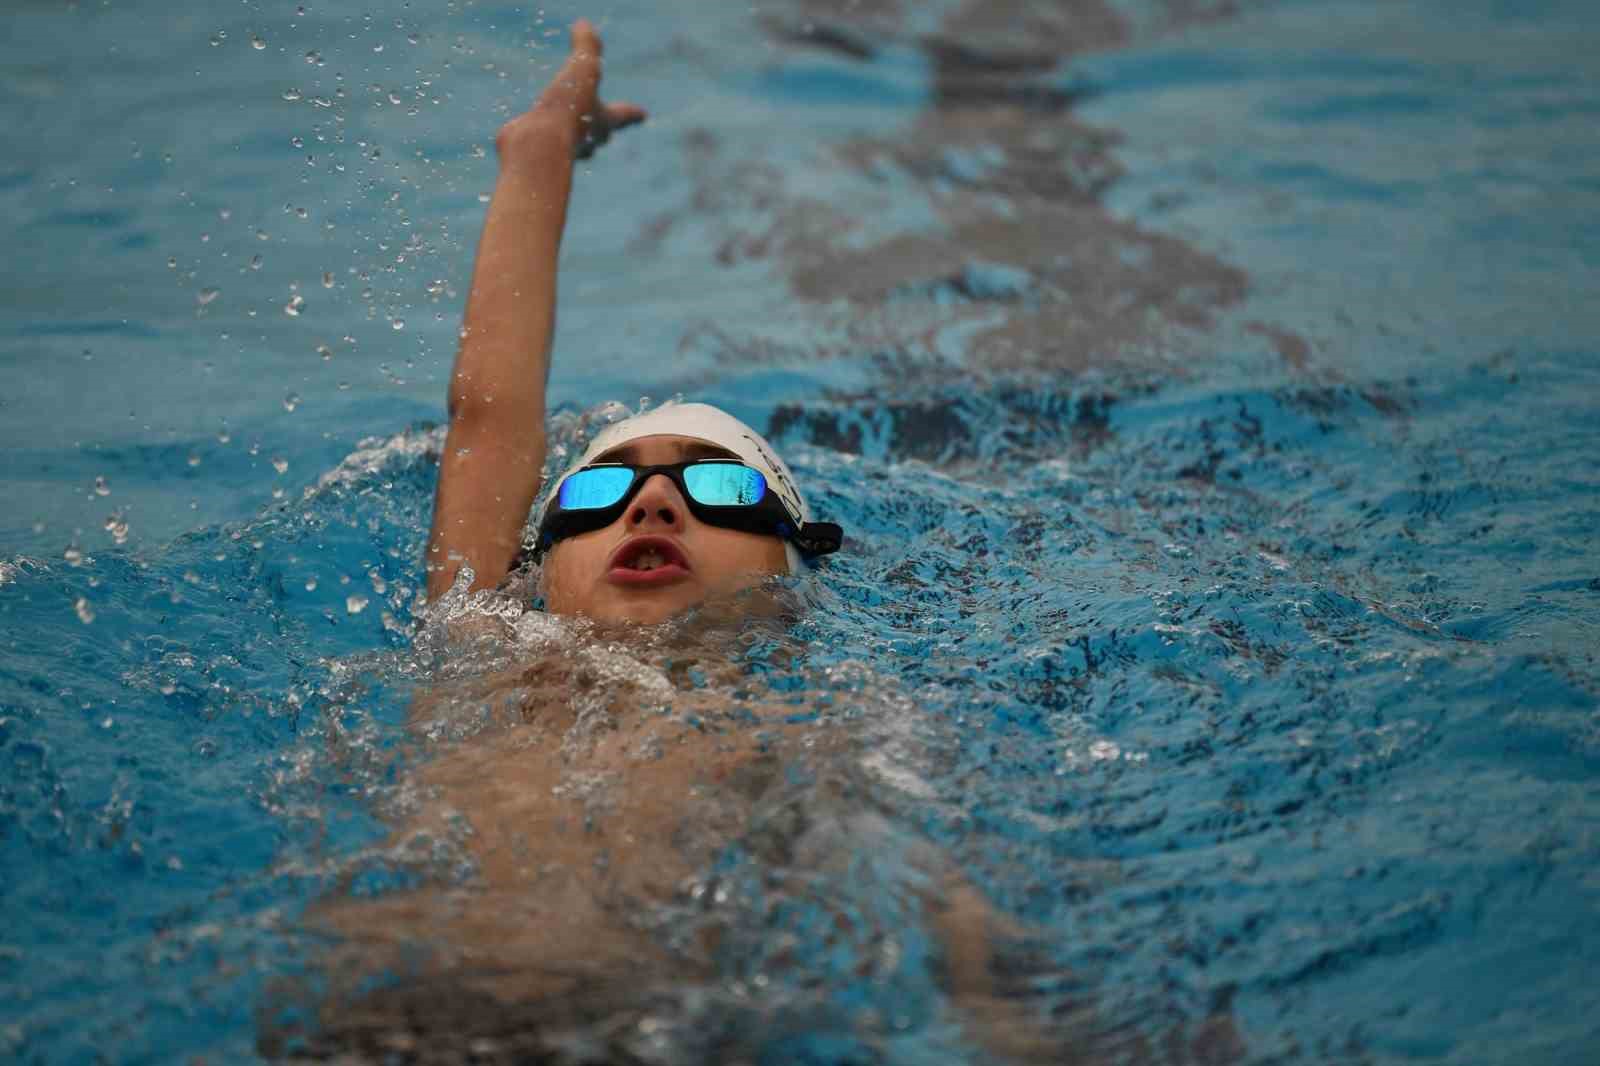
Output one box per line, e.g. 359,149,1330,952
424,19,645,601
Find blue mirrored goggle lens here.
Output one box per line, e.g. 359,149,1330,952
558,466,635,510
683,463,767,506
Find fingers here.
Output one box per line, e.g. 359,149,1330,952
570,18,602,61
538,19,601,112
603,101,648,130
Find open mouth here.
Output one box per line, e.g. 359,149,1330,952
607,536,691,585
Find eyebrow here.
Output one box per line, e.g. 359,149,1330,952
593,440,742,464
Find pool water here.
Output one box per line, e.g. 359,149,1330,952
3,0,1598,1062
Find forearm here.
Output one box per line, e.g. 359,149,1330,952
450,122,576,430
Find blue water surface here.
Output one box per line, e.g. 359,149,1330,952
2,0,1598,1062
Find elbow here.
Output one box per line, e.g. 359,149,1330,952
445,393,545,458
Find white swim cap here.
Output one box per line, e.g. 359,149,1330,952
556,401,822,572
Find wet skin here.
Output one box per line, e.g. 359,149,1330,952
539,434,791,624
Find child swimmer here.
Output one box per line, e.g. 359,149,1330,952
339,19,1236,1065
424,19,839,623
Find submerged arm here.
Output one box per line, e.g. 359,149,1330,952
425,19,645,600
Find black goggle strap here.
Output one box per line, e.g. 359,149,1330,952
792,522,843,556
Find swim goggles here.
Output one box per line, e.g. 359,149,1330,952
531,459,843,560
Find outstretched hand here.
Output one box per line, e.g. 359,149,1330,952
497,18,647,165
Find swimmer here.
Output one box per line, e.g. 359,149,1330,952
423,19,840,623
292,19,1238,1065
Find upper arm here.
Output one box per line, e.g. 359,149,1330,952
425,408,547,601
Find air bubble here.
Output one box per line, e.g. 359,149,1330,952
105,513,129,545
75,598,96,624
391,318,404,331
251,35,266,50
93,476,110,497
346,594,368,614
283,392,300,412
315,343,333,360
250,255,263,270
284,294,305,316
321,272,334,288
283,88,302,102
197,287,220,305
271,456,289,474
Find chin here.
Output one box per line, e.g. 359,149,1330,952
569,586,704,625
604,599,691,625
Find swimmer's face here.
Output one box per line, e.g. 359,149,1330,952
540,434,790,624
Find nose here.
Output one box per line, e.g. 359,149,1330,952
625,473,687,532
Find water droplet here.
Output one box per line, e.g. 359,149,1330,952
283,88,302,102
251,35,267,50
271,456,289,475
387,91,402,105
256,229,270,241
305,577,318,592
93,476,110,497
372,43,384,53
304,49,322,65
321,271,334,288
283,392,300,412
104,513,129,545
64,544,84,567
197,287,220,305
390,318,404,331
315,343,333,360
250,254,263,270
284,294,305,316
209,31,226,47
407,33,419,45
291,135,304,148
166,256,177,269
346,594,369,614
187,453,201,467
75,598,96,624
217,429,232,444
